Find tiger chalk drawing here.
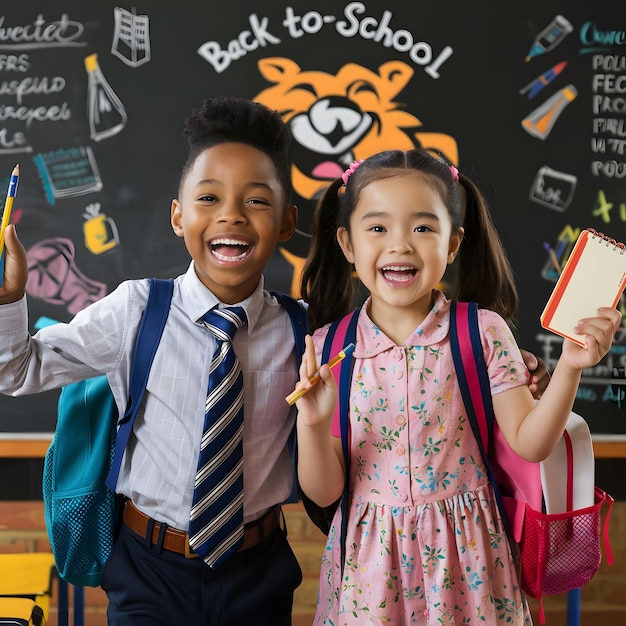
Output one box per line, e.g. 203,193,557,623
254,57,459,296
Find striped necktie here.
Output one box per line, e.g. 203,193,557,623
189,306,247,568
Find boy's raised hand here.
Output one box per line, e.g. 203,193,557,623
561,306,622,370
0,224,28,304
294,335,338,430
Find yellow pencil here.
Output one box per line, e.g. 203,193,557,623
285,343,355,405
0,164,20,258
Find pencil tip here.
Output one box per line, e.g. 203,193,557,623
13,164,19,174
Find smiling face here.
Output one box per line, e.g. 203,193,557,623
171,142,297,303
337,171,463,331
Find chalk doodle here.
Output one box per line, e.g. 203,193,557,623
83,202,120,255
111,7,151,67
26,238,107,314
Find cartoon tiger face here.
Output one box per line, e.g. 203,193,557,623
253,57,459,294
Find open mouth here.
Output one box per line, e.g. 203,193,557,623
381,265,417,282
210,238,251,262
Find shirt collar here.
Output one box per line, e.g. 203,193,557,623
179,261,266,335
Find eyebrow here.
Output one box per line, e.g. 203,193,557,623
195,179,275,193
360,210,440,221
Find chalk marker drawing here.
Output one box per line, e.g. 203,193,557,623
26,238,107,314
529,166,577,211
521,85,577,140
525,15,573,61
111,7,151,67
85,53,128,141
83,202,120,254
33,146,103,205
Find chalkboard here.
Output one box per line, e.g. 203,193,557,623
0,0,624,433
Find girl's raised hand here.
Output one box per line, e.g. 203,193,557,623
294,334,338,430
0,225,28,305
561,306,622,370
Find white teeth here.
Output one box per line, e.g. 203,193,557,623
211,238,249,246
382,266,414,271
213,250,249,262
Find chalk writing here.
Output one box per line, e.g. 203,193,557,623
197,3,453,78
0,14,86,50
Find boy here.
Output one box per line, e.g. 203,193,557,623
0,97,302,625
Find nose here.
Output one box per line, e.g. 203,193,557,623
216,197,246,224
387,233,414,254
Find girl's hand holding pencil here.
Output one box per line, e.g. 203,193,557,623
288,335,347,429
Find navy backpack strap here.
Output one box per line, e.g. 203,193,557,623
337,309,359,569
105,278,174,490
270,291,308,362
320,308,359,568
270,291,308,502
449,301,510,536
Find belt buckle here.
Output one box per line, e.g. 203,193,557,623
184,539,198,559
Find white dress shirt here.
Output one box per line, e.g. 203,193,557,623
0,262,300,529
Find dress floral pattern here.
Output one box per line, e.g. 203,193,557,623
311,292,533,625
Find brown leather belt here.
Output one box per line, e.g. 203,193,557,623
123,500,281,559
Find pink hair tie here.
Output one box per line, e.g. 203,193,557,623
449,165,459,182
341,159,364,185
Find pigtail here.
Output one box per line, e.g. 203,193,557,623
454,173,519,325
301,178,354,330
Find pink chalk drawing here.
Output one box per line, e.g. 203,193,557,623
26,238,107,314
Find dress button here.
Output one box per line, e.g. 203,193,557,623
396,444,406,456
394,369,404,380
395,415,406,426
397,491,408,502
393,349,403,361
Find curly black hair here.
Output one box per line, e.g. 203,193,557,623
179,96,293,204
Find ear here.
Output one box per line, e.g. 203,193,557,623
171,199,184,237
337,227,355,264
447,227,464,264
278,204,298,242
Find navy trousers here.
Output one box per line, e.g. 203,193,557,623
101,520,302,626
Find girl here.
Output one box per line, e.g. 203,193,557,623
293,149,620,625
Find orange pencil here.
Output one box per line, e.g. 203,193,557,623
285,343,355,405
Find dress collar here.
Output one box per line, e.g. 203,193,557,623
354,290,452,358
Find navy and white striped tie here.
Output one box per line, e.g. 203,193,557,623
189,306,247,568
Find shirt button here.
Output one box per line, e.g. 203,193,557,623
394,369,404,379
397,491,408,502
397,444,406,456
395,415,406,426
393,350,403,361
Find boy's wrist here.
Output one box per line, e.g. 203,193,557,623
0,291,26,305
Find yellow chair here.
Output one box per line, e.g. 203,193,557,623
0,553,57,625
0,597,45,625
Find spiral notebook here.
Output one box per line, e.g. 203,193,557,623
541,228,626,346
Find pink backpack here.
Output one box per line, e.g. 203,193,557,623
449,301,614,623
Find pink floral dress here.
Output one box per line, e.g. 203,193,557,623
311,292,533,625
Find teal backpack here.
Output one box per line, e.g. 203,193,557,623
40,278,175,589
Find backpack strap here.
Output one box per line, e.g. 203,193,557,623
449,301,513,538
270,291,307,363
322,307,359,568
270,291,308,503
105,278,174,491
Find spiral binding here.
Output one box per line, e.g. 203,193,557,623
587,228,625,253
